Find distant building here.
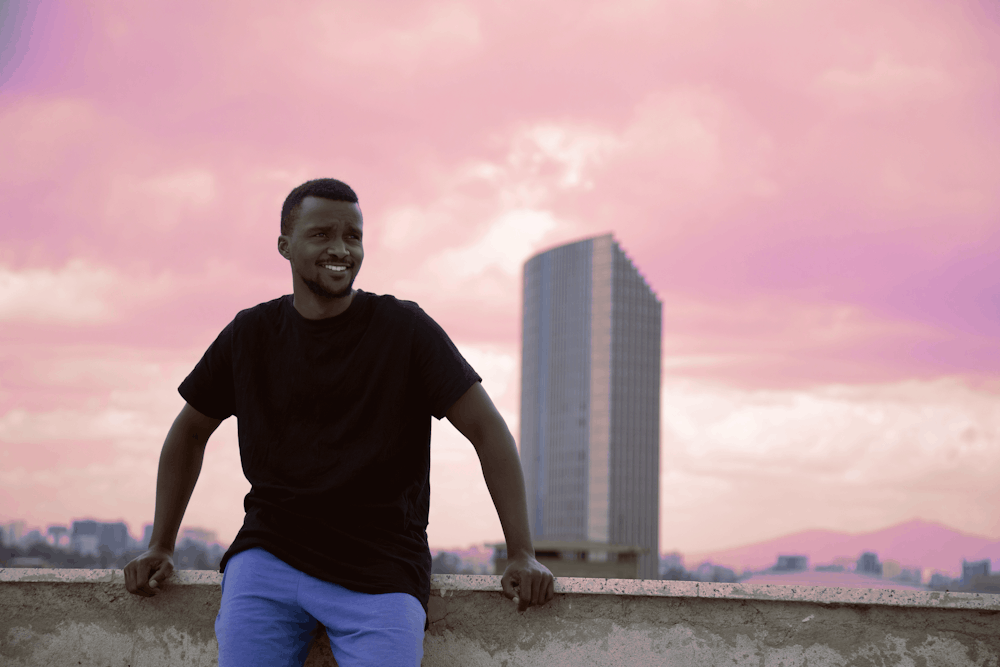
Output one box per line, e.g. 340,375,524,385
660,551,685,578
47,525,69,548
71,520,132,557
773,555,808,572
520,235,662,579
99,521,131,555
962,559,990,584
929,564,1000,594
71,521,101,556
492,541,647,579
856,552,882,576
929,572,954,589
142,523,154,549
2,521,26,547
22,530,44,547
179,527,218,547
815,564,845,573
693,562,737,583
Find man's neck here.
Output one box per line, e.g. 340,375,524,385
292,288,355,320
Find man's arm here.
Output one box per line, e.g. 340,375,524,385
446,382,554,611
123,402,223,597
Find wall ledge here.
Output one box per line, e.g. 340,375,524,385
3,568,998,611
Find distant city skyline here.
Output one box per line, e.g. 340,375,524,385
4,515,997,594
1,518,225,553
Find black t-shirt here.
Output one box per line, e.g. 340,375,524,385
178,290,480,611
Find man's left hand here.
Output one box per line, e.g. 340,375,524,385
501,556,555,612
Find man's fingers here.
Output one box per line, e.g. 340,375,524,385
501,572,518,601
138,572,158,596
150,564,170,584
531,573,544,607
147,562,173,593
503,561,555,611
123,554,173,597
520,572,541,610
124,564,137,594
126,565,154,597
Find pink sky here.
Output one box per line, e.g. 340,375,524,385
1,0,998,555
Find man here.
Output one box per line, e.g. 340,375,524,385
124,178,555,666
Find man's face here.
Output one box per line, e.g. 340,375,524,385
278,196,364,300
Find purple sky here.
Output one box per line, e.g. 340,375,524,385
1,0,998,553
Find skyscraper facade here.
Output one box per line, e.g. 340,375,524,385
520,234,662,579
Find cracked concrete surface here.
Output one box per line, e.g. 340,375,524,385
1,570,998,666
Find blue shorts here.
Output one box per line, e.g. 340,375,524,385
215,547,426,667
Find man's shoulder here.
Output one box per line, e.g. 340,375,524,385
365,291,427,321
231,295,290,327
366,293,458,351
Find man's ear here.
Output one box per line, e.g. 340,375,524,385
277,236,290,260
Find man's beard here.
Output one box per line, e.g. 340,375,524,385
305,276,354,300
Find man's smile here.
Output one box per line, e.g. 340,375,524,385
321,264,350,273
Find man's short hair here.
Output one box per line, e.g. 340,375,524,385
281,178,359,235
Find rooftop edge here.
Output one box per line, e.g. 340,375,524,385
1,569,997,611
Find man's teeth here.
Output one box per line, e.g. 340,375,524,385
323,265,348,272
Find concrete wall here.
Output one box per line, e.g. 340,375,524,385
2,569,999,666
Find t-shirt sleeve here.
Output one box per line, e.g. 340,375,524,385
178,320,237,420
410,307,482,419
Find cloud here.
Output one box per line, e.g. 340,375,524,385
431,208,559,280
655,292,967,387
665,377,1000,471
660,377,1000,549
0,346,249,543
104,169,217,232
455,342,518,410
506,124,619,191
0,261,118,324
310,2,482,70
0,97,99,184
814,56,953,110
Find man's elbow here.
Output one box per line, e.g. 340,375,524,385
471,426,519,462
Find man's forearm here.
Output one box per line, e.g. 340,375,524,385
445,383,554,609
148,415,209,553
475,430,535,559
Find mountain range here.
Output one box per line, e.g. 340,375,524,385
684,519,1000,575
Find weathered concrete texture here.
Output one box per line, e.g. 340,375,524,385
1,570,999,667
1,570,220,667
432,574,1000,610
425,587,1000,666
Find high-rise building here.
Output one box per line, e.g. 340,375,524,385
2,520,26,547
71,520,132,557
520,234,661,579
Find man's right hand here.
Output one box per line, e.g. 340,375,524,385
124,548,175,597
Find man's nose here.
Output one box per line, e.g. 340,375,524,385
325,238,348,257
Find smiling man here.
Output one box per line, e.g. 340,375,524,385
123,178,554,667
